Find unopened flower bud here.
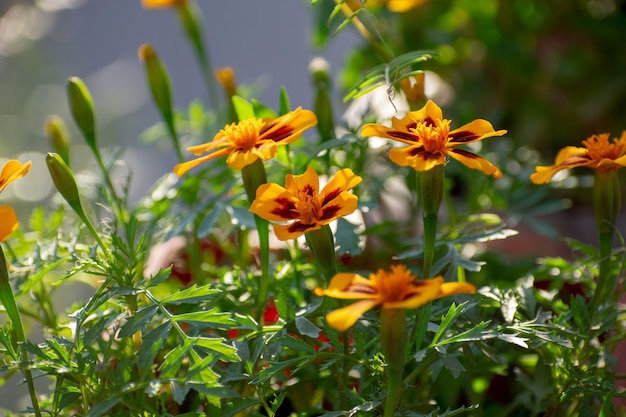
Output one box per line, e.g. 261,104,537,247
67,77,96,150
46,152,82,210
139,44,174,122
45,115,71,167
309,57,334,141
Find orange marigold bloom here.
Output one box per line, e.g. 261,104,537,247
346,0,427,12
530,131,626,184
174,108,317,174
361,100,506,177
142,0,185,8
0,159,32,242
315,264,475,331
249,166,362,241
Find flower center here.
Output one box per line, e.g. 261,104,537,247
410,119,451,153
583,133,626,162
373,265,416,302
295,190,323,225
222,119,264,150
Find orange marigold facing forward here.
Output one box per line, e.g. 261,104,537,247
249,166,362,241
315,264,475,331
531,131,626,184
361,100,506,177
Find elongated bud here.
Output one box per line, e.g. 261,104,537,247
45,115,71,167
67,76,96,150
139,44,174,121
304,225,337,281
46,152,82,210
309,57,334,141
215,67,237,97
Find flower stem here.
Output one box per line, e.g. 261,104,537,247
304,225,337,281
380,308,407,417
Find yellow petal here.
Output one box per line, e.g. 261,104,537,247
316,273,379,299
249,183,294,222
0,160,32,194
387,0,427,12
259,107,317,145
285,166,320,196
318,193,359,225
0,205,18,242
398,100,443,128
173,147,232,176
448,120,506,144
389,147,444,171
321,168,362,197
272,223,314,241
142,0,185,8
530,146,589,184
325,299,380,332
448,149,502,178
438,282,477,296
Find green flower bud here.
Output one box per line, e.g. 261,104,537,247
139,44,174,122
45,115,71,167
67,76,96,150
309,57,334,141
46,152,82,210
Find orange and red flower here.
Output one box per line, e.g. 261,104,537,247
0,159,32,242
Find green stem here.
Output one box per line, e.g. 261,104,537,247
380,308,407,417
304,225,337,281
165,116,184,163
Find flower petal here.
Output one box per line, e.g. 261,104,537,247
249,183,296,222
173,147,232,176
448,120,506,144
259,107,317,145
389,146,445,171
0,205,18,242
273,222,317,240
318,193,359,224
399,100,443,128
285,166,319,196
448,148,502,178
320,168,362,201
438,282,477,297
315,273,379,299
361,123,420,145
530,146,590,184
0,160,32,194
325,299,381,332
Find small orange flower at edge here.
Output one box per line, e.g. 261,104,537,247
0,159,32,242
315,264,476,332
174,107,317,175
361,100,506,177
249,166,362,240
530,131,626,184
142,0,186,8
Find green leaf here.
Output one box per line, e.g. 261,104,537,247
232,96,255,120
432,321,493,347
118,305,158,338
279,86,291,115
430,301,472,346
172,311,236,328
85,397,122,417
334,218,362,257
159,284,221,305
159,337,195,379
281,335,318,355
138,322,171,374
295,316,322,338
252,99,277,119
194,337,239,362
250,357,306,384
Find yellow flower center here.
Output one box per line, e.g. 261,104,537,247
410,119,451,153
222,119,264,150
295,190,323,225
583,133,626,162
372,265,416,302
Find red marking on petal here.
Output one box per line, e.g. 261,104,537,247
319,205,341,221
322,189,341,206
423,116,436,127
451,148,480,159
408,146,442,160
260,124,294,142
287,222,316,234
271,197,299,219
302,184,316,196
388,131,419,142
346,283,377,294
449,130,480,143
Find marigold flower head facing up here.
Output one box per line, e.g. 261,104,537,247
249,166,362,241
361,100,506,177
530,131,626,184
0,159,32,242
142,0,186,8
174,108,317,175
315,264,476,331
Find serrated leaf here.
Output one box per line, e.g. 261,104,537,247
172,311,235,328
159,284,221,305
432,321,493,347
334,218,362,257
138,322,171,374
194,337,239,362
118,306,158,338
159,337,195,379
430,301,471,346
281,335,318,355
249,357,304,384
85,397,121,417
197,201,227,238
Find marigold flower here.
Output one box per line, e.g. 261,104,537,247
0,159,32,242
174,108,317,174
361,100,506,177
249,166,362,241
142,0,185,8
315,264,475,331
530,131,626,184
346,0,427,12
